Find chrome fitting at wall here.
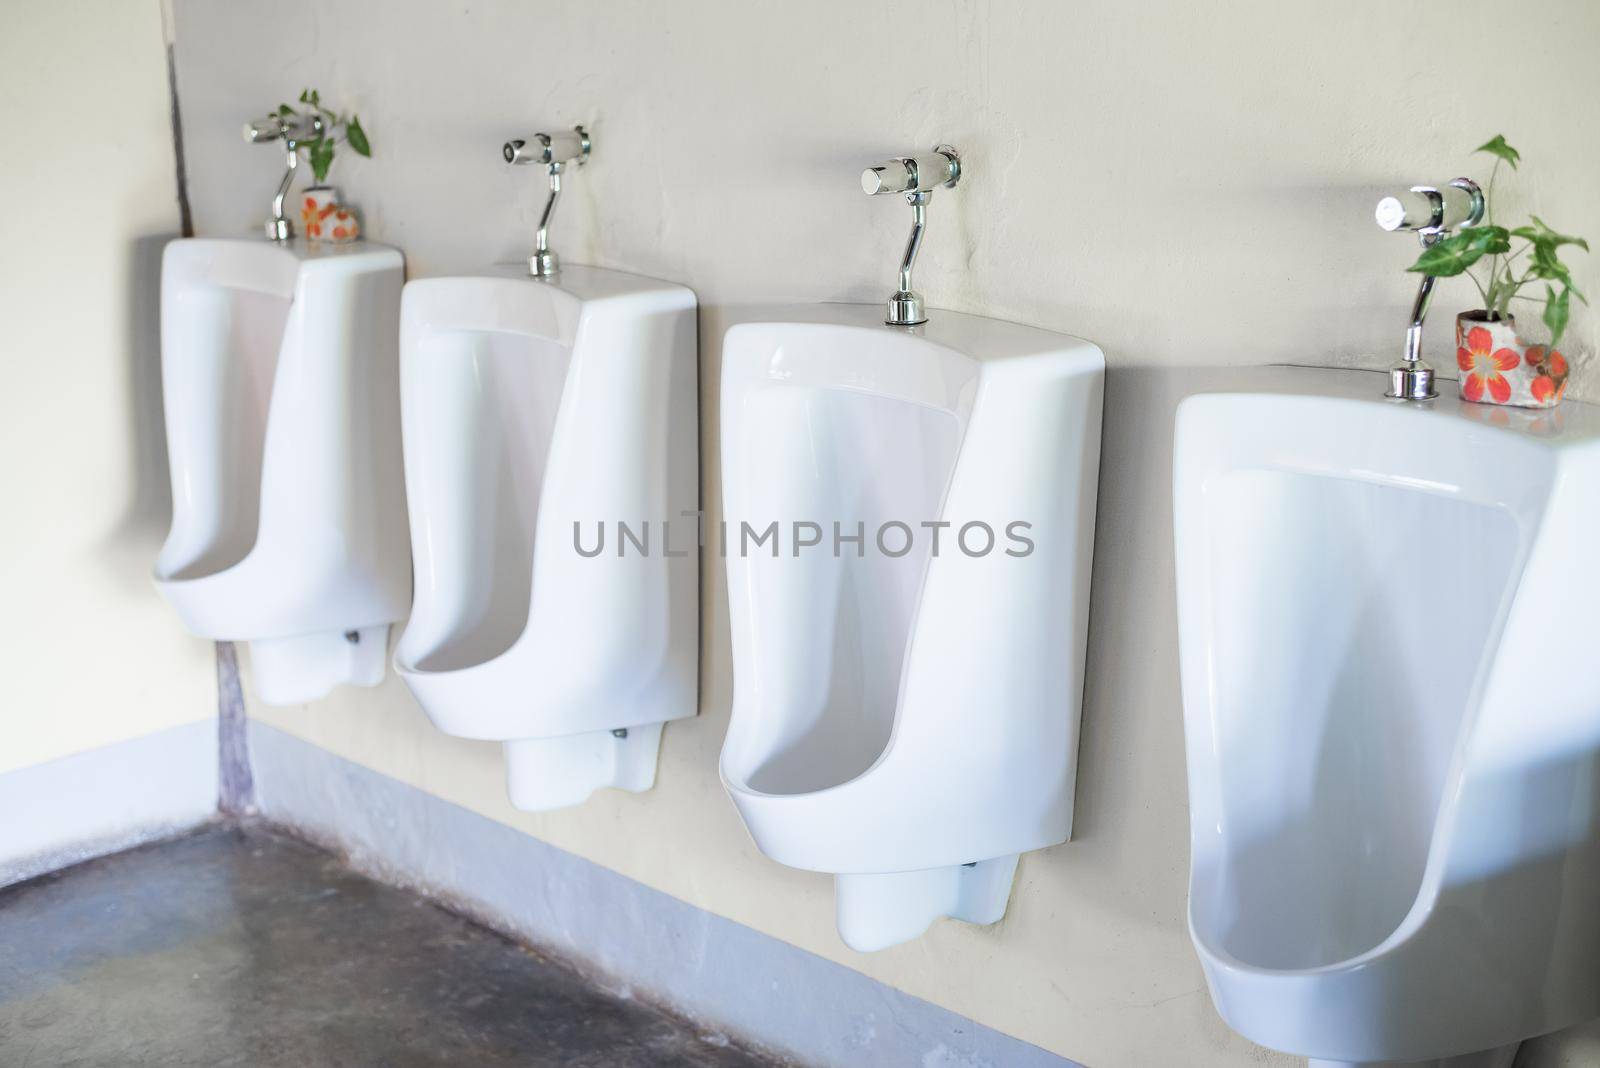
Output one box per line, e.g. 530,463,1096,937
862,145,962,326
1376,177,1485,401
503,126,591,277
243,112,325,242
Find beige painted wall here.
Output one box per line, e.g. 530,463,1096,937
0,0,216,775
168,1,1600,1064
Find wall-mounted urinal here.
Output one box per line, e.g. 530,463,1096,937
720,147,1104,952
154,234,409,705
1175,365,1600,1067
393,129,699,812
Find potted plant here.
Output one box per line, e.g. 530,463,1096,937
1409,135,1588,407
276,88,371,243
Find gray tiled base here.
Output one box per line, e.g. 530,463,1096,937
249,722,1075,1068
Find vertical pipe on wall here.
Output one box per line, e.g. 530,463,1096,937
215,641,255,815
159,0,193,238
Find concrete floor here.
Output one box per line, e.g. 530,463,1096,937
0,825,786,1067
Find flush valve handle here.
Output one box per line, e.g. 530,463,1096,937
862,145,962,326
1374,177,1485,400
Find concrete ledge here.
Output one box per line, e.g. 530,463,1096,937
0,719,219,886
248,721,1074,1068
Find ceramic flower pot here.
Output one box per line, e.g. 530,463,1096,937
1455,311,1570,408
299,186,361,243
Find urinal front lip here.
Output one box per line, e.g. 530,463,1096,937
719,745,1067,875
393,620,543,681
392,648,510,679
718,754,988,876
1184,861,1440,980
717,736,892,804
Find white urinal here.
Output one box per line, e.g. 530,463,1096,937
719,304,1103,952
393,266,698,812
155,238,409,704
1174,366,1600,1067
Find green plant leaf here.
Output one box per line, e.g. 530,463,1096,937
1543,284,1571,348
1523,255,1587,306
299,88,311,104
308,137,335,184
1528,247,1572,287
278,103,294,116
1529,215,1589,251
1408,227,1505,276
1514,217,1589,253
1476,135,1521,170
345,115,371,157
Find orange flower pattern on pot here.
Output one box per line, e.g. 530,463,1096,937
1456,325,1518,404
299,187,360,244
1454,314,1568,409
1524,346,1569,405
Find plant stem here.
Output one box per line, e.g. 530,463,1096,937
1467,267,1491,308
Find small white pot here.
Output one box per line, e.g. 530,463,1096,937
298,185,361,243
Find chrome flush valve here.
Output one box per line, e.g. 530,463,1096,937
862,145,962,326
1374,177,1485,400
243,112,325,242
503,126,591,277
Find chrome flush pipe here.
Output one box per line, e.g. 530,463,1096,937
268,149,298,241
1374,177,1484,400
897,191,930,306
535,163,564,271
243,112,324,242
861,145,962,326
504,126,591,277
1404,256,1440,369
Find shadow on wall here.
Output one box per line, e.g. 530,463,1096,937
103,233,177,586
1069,361,1197,847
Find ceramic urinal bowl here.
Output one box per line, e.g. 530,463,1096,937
155,238,409,704
1174,367,1600,1067
719,305,1104,952
394,266,698,812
